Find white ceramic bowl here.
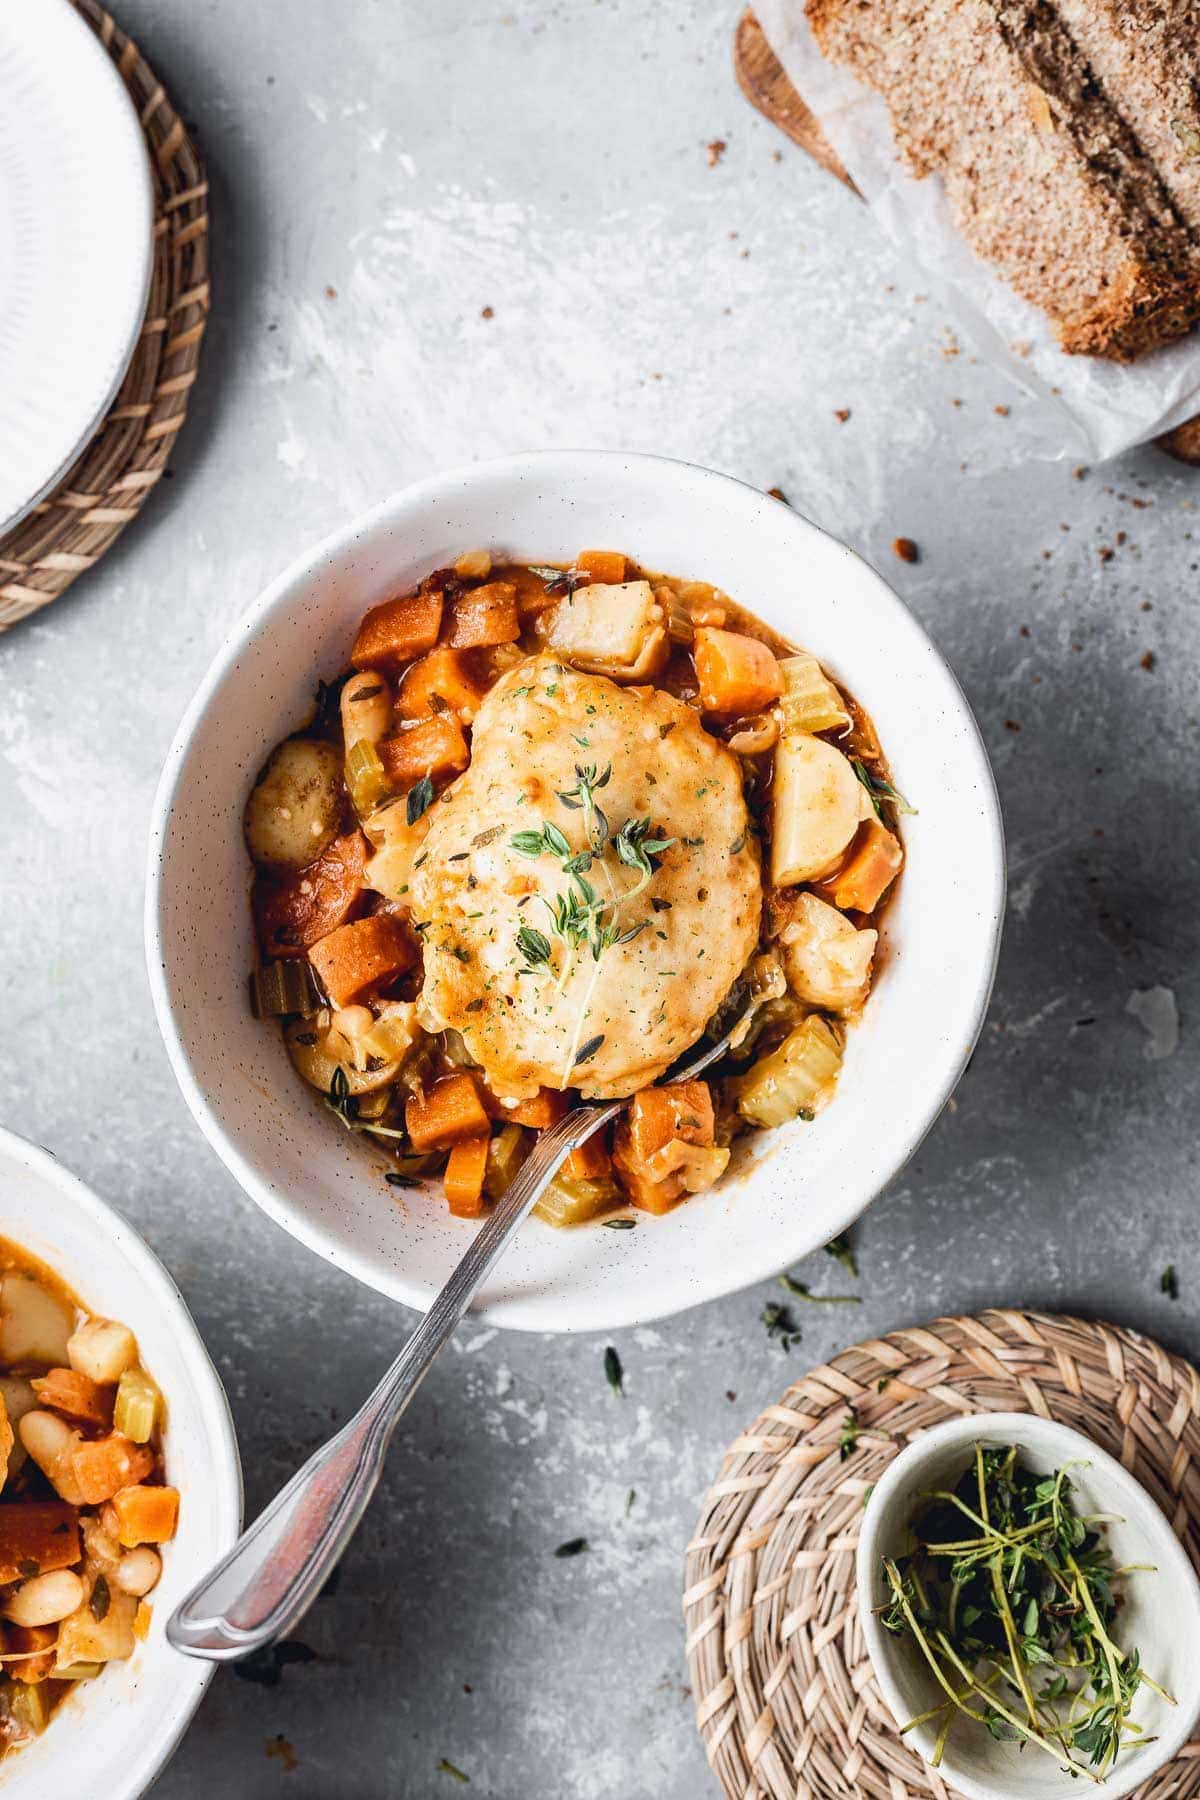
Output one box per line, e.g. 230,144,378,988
0,1126,241,1799
146,450,1004,1332
856,1412,1200,1800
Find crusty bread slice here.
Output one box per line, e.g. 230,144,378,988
1052,0,1200,236
805,0,1200,361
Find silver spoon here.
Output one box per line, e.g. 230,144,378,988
167,1010,748,1661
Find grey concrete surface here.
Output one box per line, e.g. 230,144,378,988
2,1,1199,1794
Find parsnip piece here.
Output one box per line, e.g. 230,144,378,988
0,1277,74,1370
771,733,867,886
547,580,666,679
777,892,877,1015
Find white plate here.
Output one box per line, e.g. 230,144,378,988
146,451,1005,1333
0,0,153,533
0,1125,241,1799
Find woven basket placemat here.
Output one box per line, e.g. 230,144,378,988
684,1309,1200,1799
0,0,208,631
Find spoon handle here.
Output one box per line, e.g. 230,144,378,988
166,1102,617,1660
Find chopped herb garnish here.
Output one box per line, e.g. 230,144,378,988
511,822,571,860
779,1273,860,1306
625,1488,636,1514
407,774,435,826
837,1407,862,1460
516,924,553,974
573,1034,604,1066
604,1345,624,1396
1161,1264,1179,1300
471,825,503,847
553,1537,588,1558
825,1232,857,1278
90,1574,111,1622
437,1759,470,1784
852,759,916,823
761,1300,802,1351
602,1217,636,1230
349,682,384,702
385,1171,421,1189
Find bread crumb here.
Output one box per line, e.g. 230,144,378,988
1004,719,1021,732
994,403,1010,416
1073,465,1088,480
266,1736,297,1773
1141,650,1156,670
767,486,790,505
324,285,337,300
706,139,727,167
1141,600,1153,611
892,536,919,563
834,408,851,424
951,397,963,407
1115,530,1127,546
1020,625,1031,637
480,305,494,320
1098,545,1114,563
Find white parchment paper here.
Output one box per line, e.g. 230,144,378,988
755,0,1200,463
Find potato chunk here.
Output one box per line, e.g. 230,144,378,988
0,1277,74,1371
771,734,868,887
244,738,343,873
776,892,876,1014
547,580,667,679
66,1318,138,1385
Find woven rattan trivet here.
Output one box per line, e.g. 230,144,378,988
0,0,208,631
685,1309,1200,1799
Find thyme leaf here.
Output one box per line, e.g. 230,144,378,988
407,773,435,826
604,1345,624,1396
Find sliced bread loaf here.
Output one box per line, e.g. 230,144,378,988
806,0,1200,360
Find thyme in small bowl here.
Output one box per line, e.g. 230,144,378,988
879,1444,1171,1780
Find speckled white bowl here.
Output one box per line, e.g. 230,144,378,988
0,1125,241,1799
146,451,1004,1332
857,1413,1200,1800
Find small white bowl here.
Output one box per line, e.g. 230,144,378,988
856,1411,1200,1800
146,450,1004,1332
0,1125,241,1800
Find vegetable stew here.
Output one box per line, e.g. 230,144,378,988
0,1238,178,1754
245,549,906,1225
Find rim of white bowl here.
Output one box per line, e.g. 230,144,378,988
0,1123,242,1798
145,450,1006,1330
856,1411,1200,1800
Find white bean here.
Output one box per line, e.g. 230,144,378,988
340,674,393,749
114,1547,161,1597
3,1569,84,1627
18,1410,84,1503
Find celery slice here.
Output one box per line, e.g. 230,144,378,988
778,654,850,735
533,1174,617,1228
485,1125,527,1200
113,1368,160,1443
345,739,389,819
249,959,323,1018
734,1015,844,1129
55,1662,103,1681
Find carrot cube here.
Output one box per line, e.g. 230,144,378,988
444,1135,491,1217
70,1434,154,1506
482,1086,568,1129
0,1504,80,1584
406,1073,491,1151
445,581,520,649
396,647,488,723
378,714,469,787
309,914,416,1008
576,549,626,585
31,1368,114,1429
693,627,783,716
109,1484,180,1548
815,819,903,914
623,1082,714,1162
352,592,443,673
564,1132,611,1181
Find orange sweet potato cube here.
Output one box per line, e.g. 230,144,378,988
443,1135,490,1218
445,581,520,649
815,819,903,914
406,1073,491,1152
396,647,488,723
308,914,416,1008
575,549,626,584
8,1624,57,1684
0,1504,80,1584
351,592,443,673
31,1368,114,1428
563,1132,612,1181
109,1484,180,1547
378,714,469,787
693,627,783,716
70,1434,154,1506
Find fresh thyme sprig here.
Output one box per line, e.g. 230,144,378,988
557,762,612,852
325,1066,408,1140
879,1444,1171,1780
853,759,916,824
